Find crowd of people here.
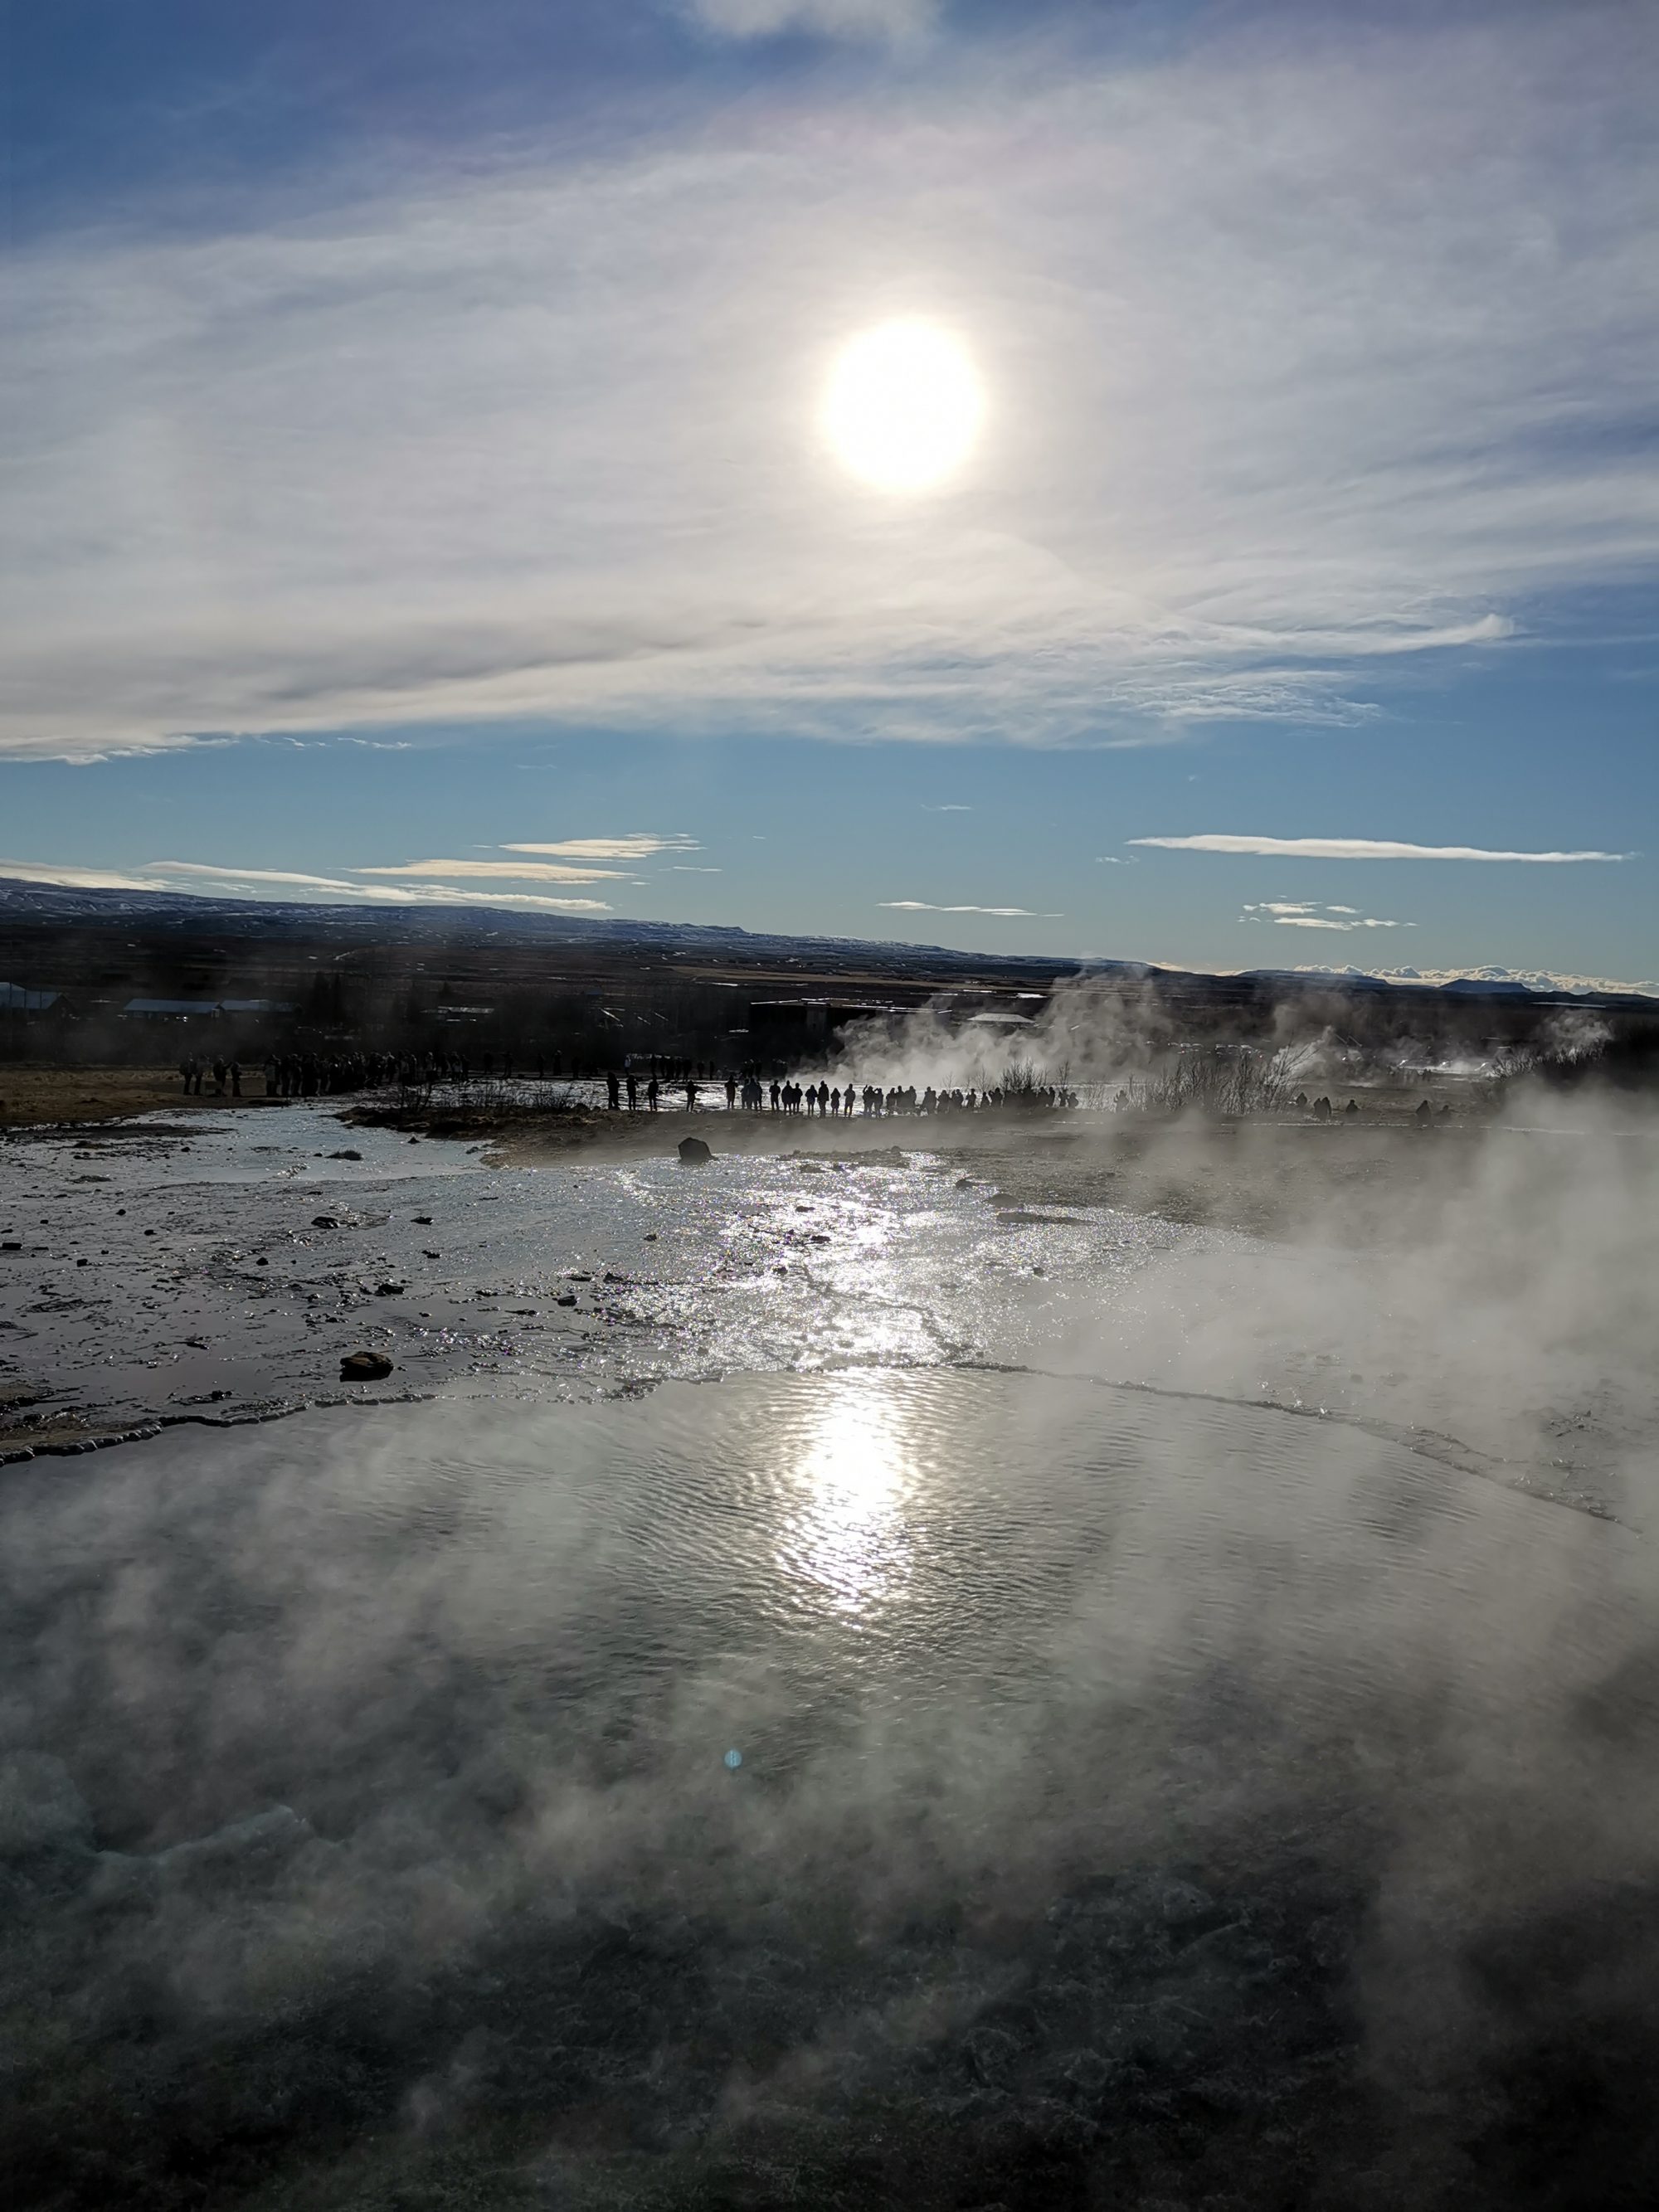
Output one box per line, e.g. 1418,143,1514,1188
602,1071,1078,1116
182,1048,563,1098
173,1044,1078,1116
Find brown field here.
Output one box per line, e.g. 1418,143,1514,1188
0,1064,276,1129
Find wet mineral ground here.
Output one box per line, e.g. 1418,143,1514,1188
0,1099,1647,1519
0,1100,1228,1461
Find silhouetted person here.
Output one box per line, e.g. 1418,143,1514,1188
606,1071,620,1111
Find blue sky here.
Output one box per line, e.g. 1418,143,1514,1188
2,0,1655,989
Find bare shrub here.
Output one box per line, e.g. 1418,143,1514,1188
1138,1045,1298,1117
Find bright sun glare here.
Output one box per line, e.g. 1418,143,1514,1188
820,319,985,494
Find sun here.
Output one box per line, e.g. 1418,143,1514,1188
820,319,985,495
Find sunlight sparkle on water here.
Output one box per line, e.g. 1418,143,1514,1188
778,1373,918,1614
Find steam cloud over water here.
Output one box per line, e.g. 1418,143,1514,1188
4,1091,1659,2205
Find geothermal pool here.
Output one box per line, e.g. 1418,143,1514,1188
5,1363,1659,2208
4,1104,1659,2205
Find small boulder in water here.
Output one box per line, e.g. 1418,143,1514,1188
339,1350,394,1382
678,1136,713,1166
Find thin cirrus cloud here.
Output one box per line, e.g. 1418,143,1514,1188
353,858,629,884
1,10,1653,759
1133,836,1632,863
111,860,615,912
882,902,1063,918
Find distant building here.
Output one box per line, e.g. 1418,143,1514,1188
119,998,223,1021
0,982,66,1014
118,997,294,1022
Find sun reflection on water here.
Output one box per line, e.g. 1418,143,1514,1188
776,1373,919,1616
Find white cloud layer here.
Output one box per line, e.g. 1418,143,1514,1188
0,858,171,893
0,10,1654,759
353,858,628,883
881,901,1060,916
500,837,698,860
12,858,612,912
1135,837,1631,863
1290,964,1659,999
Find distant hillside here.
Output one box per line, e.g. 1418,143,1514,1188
0,875,1084,979
1,876,1655,1028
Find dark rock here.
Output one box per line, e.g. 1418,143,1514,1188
328,1148,363,1160
311,1214,342,1229
557,1291,577,1306
678,1136,713,1165
413,1215,433,1224
339,1350,394,1381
